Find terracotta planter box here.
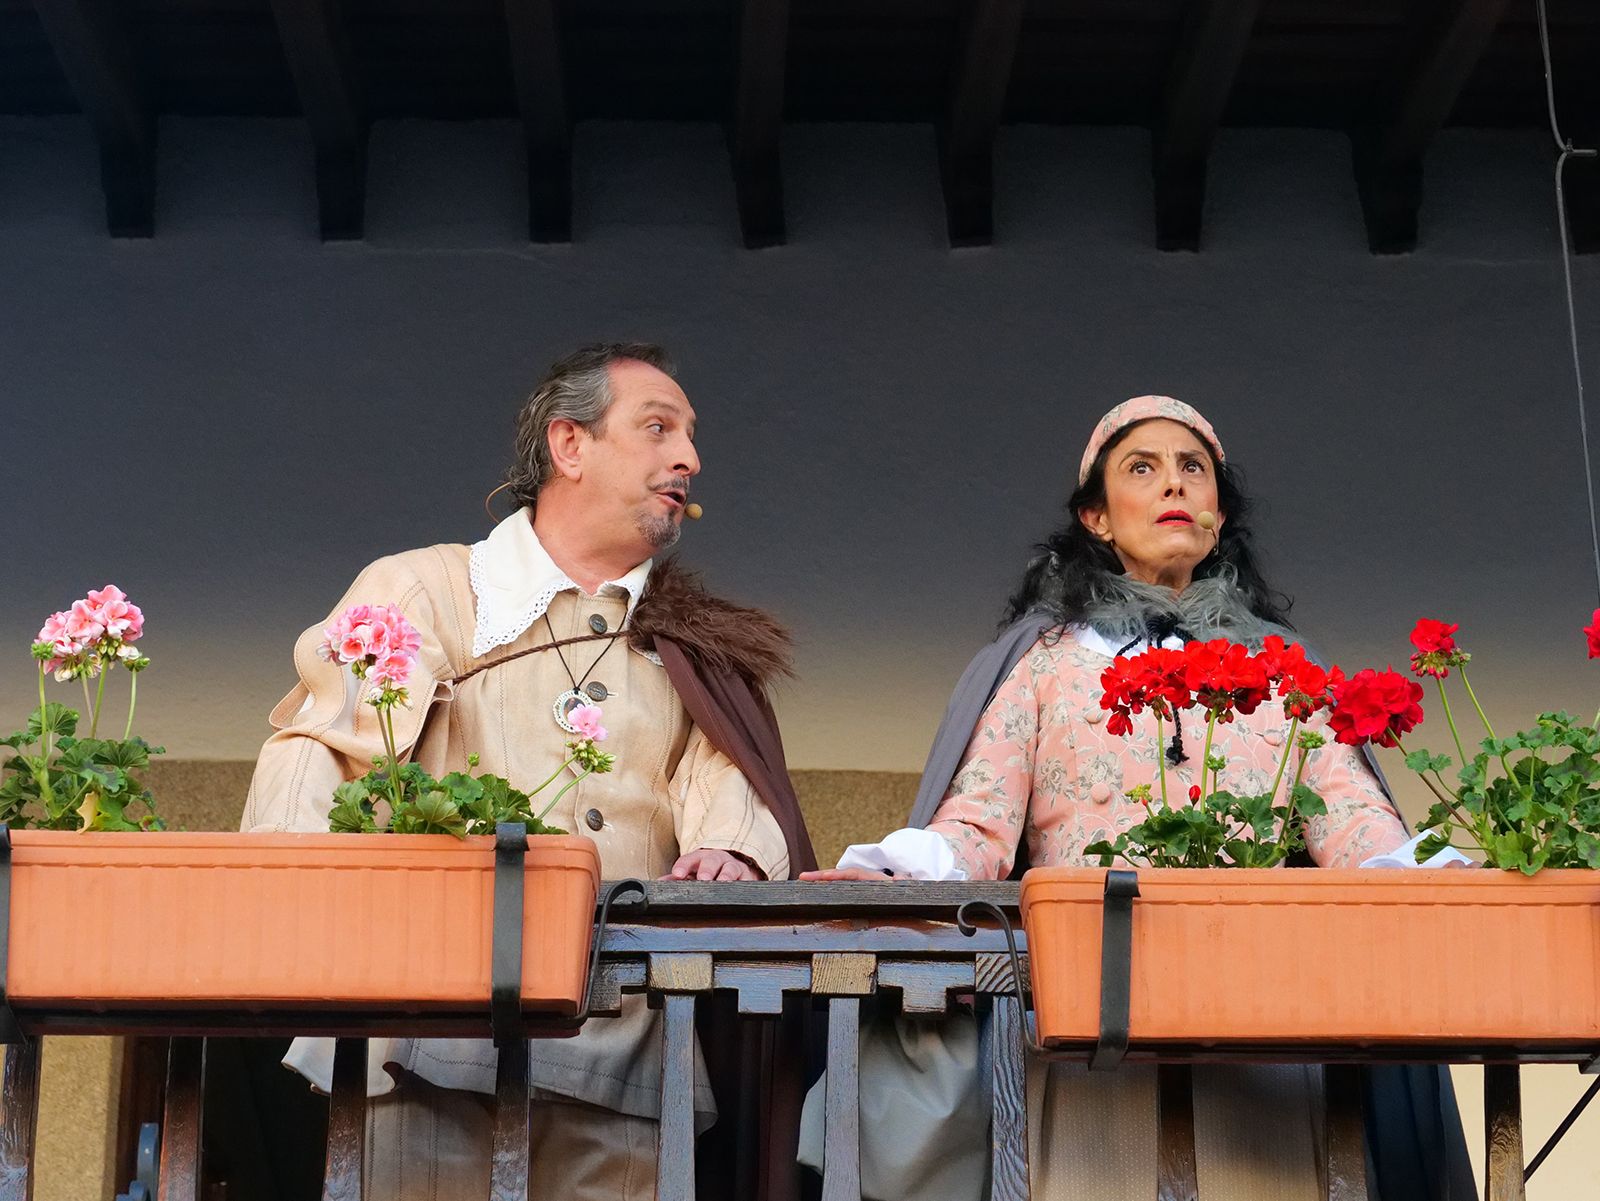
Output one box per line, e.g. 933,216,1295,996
6,832,600,1025
1020,866,1600,1054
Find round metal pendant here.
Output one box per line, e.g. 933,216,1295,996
553,689,589,734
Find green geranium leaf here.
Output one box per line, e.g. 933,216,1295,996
1290,784,1327,818
1415,829,1453,863
437,771,484,805
1083,838,1120,867
329,779,378,833
94,737,160,772
26,704,78,741
1404,750,1453,775
406,789,468,838
1575,833,1600,869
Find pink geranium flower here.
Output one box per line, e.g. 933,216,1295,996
568,704,608,742
319,603,421,691
368,650,414,689
86,585,144,642
34,610,86,675
36,611,77,655
65,599,105,643
377,605,422,658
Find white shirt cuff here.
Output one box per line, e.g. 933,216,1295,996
836,827,968,880
1359,830,1474,869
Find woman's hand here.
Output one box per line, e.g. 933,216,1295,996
797,867,898,881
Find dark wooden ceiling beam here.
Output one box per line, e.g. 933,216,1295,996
1152,0,1266,252
29,0,153,237
939,0,1025,247
730,0,790,249
1354,0,1512,254
504,0,570,242
268,0,366,241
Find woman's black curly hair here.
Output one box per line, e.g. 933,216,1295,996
1001,418,1293,630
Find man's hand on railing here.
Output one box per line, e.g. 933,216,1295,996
662,848,765,881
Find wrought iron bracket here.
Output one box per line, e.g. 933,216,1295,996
958,870,1139,1067
572,877,647,1023
491,821,645,1043
956,898,1040,1055
1089,869,1139,1071
490,822,529,1047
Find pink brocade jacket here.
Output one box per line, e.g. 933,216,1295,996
926,631,1410,880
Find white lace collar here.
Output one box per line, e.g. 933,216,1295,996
1073,623,1187,659
468,509,652,658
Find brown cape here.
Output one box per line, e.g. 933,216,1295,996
631,559,816,878
630,559,817,1201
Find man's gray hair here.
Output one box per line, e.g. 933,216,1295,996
504,342,676,508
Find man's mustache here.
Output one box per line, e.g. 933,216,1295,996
651,476,692,498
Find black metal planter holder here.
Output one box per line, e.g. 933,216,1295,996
485,822,646,1198
490,820,646,1044
958,867,1140,1069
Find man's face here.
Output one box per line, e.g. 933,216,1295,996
571,359,700,557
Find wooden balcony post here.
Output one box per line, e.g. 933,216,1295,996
821,997,862,1201
1484,1064,1525,1201
0,1039,43,1201
974,951,1030,1201
653,953,712,1201
1323,1065,1370,1201
157,1037,206,1201
489,1037,532,1201
1155,1065,1198,1201
321,1037,367,1201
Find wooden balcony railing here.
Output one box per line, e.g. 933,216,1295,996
0,880,1588,1201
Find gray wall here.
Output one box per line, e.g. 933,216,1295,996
2,116,1597,822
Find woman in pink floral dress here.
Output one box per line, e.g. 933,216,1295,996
803,397,1473,1201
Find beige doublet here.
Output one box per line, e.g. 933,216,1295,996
245,525,788,1198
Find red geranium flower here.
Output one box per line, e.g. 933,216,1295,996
1409,619,1458,655
1100,646,1193,735
1256,634,1308,683
1586,609,1600,660
1140,646,1193,716
1328,667,1424,748
1182,639,1270,723
1408,618,1466,679
1281,660,1341,721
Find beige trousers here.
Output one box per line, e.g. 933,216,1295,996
1027,1059,1328,1201
363,1079,659,1201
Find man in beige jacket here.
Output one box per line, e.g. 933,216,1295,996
244,343,797,1200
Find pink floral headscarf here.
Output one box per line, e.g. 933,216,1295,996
1078,395,1226,485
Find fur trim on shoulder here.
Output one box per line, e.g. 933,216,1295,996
630,558,793,688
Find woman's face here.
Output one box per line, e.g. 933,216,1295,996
1077,418,1224,592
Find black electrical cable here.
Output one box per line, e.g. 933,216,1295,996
1534,0,1600,602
